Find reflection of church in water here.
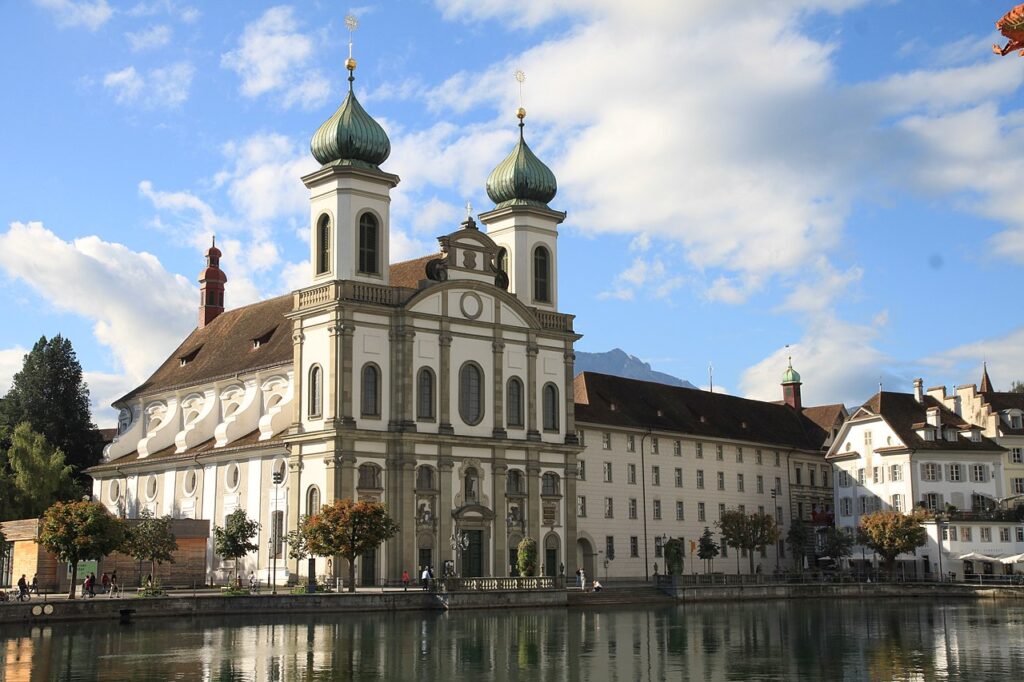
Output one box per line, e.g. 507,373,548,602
87,47,582,584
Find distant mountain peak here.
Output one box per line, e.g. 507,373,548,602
575,348,695,389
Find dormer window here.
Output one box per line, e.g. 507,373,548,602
178,346,201,366
1011,413,1023,430
252,327,276,350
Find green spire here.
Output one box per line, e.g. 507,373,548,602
486,115,557,209
781,357,801,385
310,67,390,169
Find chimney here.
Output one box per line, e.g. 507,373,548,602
926,406,941,429
198,237,227,328
913,378,923,403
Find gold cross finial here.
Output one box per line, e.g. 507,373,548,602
345,14,359,74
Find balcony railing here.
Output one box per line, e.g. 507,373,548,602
437,576,559,592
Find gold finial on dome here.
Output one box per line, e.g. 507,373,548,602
516,107,526,120
345,14,359,80
514,69,527,120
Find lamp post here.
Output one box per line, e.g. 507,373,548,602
450,528,469,578
271,468,283,595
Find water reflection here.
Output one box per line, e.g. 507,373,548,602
2,600,1023,681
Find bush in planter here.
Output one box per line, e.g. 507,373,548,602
517,537,538,577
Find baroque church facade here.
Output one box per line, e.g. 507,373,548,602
88,57,582,585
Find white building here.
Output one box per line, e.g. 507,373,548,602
827,385,1023,579
87,55,582,585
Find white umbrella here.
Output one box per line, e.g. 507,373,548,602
958,552,1001,562
1000,553,1024,564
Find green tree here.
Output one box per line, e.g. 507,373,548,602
212,508,260,584
0,336,103,476
121,510,178,585
664,538,685,575
38,500,126,599
697,527,719,573
856,510,927,577
1010,380,1024,394
300,499,399,592
3,423,76,519
517,537,538,577
717,510,781,574
786,517,815,571
821,526,854,565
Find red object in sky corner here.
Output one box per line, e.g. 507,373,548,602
994,4,1024,56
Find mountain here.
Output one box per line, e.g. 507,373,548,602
575,349,696,389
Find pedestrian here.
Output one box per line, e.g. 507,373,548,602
83,574,93,598
109,573,119,598
248,572,258,593
90,573,98,597
421,566,429,591
593,579,604,592
30,575,39,595
580,568,586,592
101,572,110,594
428,565,435,589
575,568,581,588
17,574,28,601
402,569,410,591
145,573,153,588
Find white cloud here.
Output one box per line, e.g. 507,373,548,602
126,24,172,52
33,0,113,30
0,222,196,386
599,256,682,302
126,0,198,22
221,6,330,109
0,346,28,396
922,328,1024,393
779,258,863,314
103,61,194,108
217,133,317,224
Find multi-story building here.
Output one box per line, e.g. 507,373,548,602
573,363,838,578
827,384,1022,579
86,53,582,585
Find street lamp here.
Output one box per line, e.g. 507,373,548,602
271,468,283,595
450,528,469,578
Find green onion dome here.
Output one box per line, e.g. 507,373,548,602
310,66,390,169
486,112,557,209
782,358,801,385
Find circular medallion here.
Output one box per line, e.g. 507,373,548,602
459,292,483,320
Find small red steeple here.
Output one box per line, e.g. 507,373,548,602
198,237,227,328
980,361,993,393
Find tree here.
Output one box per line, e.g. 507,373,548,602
786,517,815,571
821,527,854,565
517,537,538,577
3,423,76,519
697,527,719,573
121,510,178,585
300,499,399,592
212,508,260,584
717,510,781,574
857,510,927,577
1010,380,1024,394
664,538,685,575
0,335,103,476
38,500,126,599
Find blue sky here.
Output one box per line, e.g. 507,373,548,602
2,0,1024,426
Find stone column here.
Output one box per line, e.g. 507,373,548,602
326,319,340,422
492,458,508,576
526,339,540,441
288,457,303,578
339,318,356,426
340,448,356,500
291,327,304,427
385,448,402,580
564,456,579,577
563,344,578,444
492,338,506,438
438,331,454,435
438,453,454,567
527,456,541,542
401,324,416,429
400,459,416,577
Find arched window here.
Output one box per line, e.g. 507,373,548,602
361,363,381,417
542,472,560,496
507,469,524,495
496,247,508,274
506,377,524,428
459,362,484,425
464,467,479,502
358,464,382,489
308,365,323,418
416,465,435,491
533,245,551,303
316,214,331,275
358,213,379,275
417,367,435,420
542,383,559,431
306,486,321,515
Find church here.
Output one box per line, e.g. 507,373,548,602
87,53,583,586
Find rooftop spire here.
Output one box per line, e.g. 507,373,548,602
980,361,993,393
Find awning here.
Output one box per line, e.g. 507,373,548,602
1000,553,1024,564
958,552,1001,562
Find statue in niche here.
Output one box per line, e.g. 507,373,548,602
418,501,433,524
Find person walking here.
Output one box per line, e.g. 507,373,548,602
402,570,410,591
575,568,581,589
579,568,587,592
101,572,111,594
17,575,28,601
30,575,39,596
108,573,119,598
420,566,429,591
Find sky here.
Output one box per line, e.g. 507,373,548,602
2,0,1024,427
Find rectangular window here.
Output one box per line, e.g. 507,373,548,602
809,468,817,487
737,473,745,492
604,498,614,518
890,464,902,482
923,492,939,511
839,471,850,488
577,430,585,446
721,540,728,558
947,525,956,541
627,434,636,452
736,447,743,463
627,464,637,485
674,468,683,487
949,464,962,482
922,463,938,481
1012,415,1023,430
717,472,725,491
757,475,764,494
698,502,706,522
577,496,587,518
628,498,637,519
756,449,763,465
605,536,615,560
1018,527,1024,543
738,504,746,514
604,462,613,483
1000,527,1011,542
822,468,829,487
857,468,865,485
653,500,662,520
960,527,972,542
696,442,704,459
795,466,803,485
840,497,852,516
651,437,659,454
602,432,611,450
676,501,685,520
758,505,765,515
718,503,726,520
775,451,781,467
652,466,661,486
1013,478,1024,495
270,510,285,559
578,460,586,481
674,440,682,456
864,430,873,447
775,477,782,495
859,496,868,515
696,470,705,489
630,536,639,558
1011,448,1023,464
891,494,903,512
716,445,724,461
776,506,784,525
980,527,992,542
872,467,881,484
971,464,986,483
654,535,664,558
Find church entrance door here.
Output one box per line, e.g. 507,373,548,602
361,548,376,586
462,530,483,577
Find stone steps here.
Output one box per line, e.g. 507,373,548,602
567,586,677,607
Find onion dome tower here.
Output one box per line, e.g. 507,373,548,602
781,357,803,410
302,15,399,285
479,71,565,311
198,237,226,328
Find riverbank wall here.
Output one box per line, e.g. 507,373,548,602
666,582,1023,604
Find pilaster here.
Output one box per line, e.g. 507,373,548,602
438,331,454,435
526,339,540,441
492,458,508,576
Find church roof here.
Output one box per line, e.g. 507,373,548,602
389,253,441,289
574,372,831,452
87,429,285,472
